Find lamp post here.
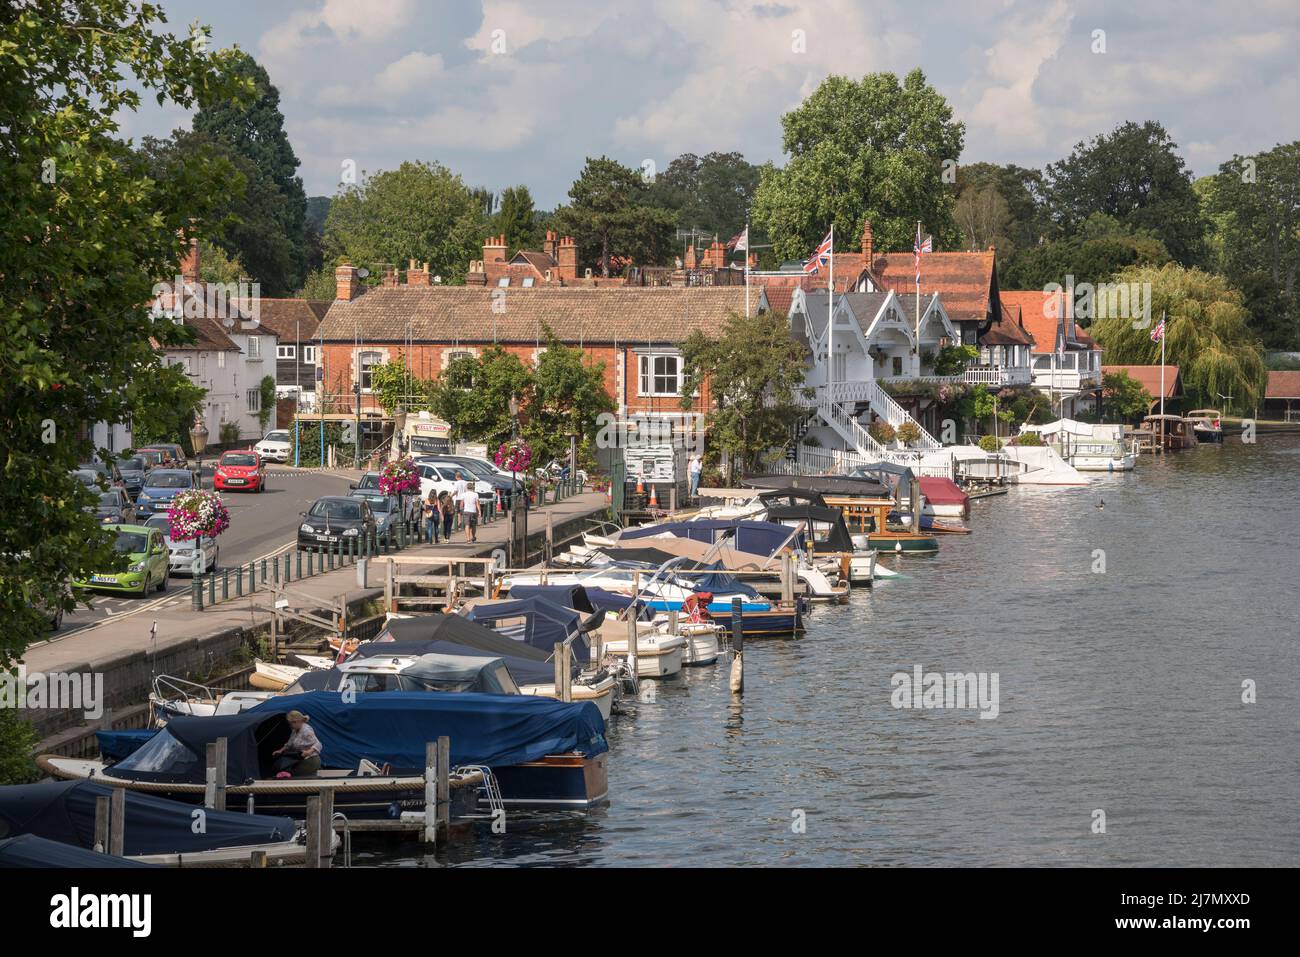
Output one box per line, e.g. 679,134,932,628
189,414,209,484
392,404,407,461
508,397,524,566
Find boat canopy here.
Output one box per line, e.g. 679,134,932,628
0,779,296,856
916,476,967,507
462,596,591,663
847,463,916,497
374,618,578,683
510,583,654,621
1020,418,1093,436
620,518,795,558
0,833,155,868
762,503,856,552
345,653,519,695
108,691,607,783
743,474,891,498
334,637,558,686
758,488,828,507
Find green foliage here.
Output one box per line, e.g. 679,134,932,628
679,310,812,479
128,363,207,448
955,162,1050,256
367,359,436,415
1042,121,1205,266
193,51,307,292
978,434,1001,452
649,152,761,239
525,332,615,463
1102,370,1155,421
1090,263,1267,412
258,375,277,432
197,240,246,284
751,69,965,262
218,421,241,445
1016,431,1043,446
0,709,39,786
292,421,346,468
496,185,539,255
0,0,246,665
1001,213,1171,292
552,157,676,275
934,344,979,376
895,421,921,445
429,347,533,446
324,160,486,284
298,265,338,300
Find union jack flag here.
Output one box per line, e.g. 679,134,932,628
803,229,833,275
1150,317,1165,342
914,224,932,283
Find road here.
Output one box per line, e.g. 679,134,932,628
55,467,355,636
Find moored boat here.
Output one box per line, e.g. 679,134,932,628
1185,409,1224,443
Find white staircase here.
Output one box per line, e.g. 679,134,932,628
817,395,886,458
863,381,942,450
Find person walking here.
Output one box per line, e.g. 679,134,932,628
422,489,440,543
461,484,482,544
688,453,703,500
452,471,469,531
439,490,455,541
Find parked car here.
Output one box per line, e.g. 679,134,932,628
253,430,292,463
115,453,149,499
347,490,406,540
413,461,494,502
70,468,101,488
78,457,123,489
136,448,166,471
143,514,218,575
135,468,197,515
298,496,377,551
87,488,137,525
139,443,187,469
72,524,170,596
419,454,517,504
213,450,267,493
352,471,380,492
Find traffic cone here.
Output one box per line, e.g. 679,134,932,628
648,483,658,508
635,472,644,495
496,487,504,512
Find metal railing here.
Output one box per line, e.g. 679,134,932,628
818,396,886,457
864,380,942,450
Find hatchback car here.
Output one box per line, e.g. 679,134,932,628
88,488,138,525
135,468,196,515
253,430,292,463
347,490,405,539
78,457,123,489
115,453,149,499
413,461,494,502
144,514,219,575
73,524,170,596
214,450,267,492
298,496,377,551
139,443,187,469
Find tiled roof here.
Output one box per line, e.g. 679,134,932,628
1266,370,1300,398
1002,290,1060,351
151,282,243,352
763,286,795,316
252,299,326,343
318,286,751,344
1102,364,1182,398
980,302,1034,347
866,250,997,324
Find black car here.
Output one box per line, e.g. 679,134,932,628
78,457,123,490
87,488,137,525
298,496,378,551
115,453,148,500
348,490,406,539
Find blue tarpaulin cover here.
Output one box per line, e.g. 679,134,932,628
463,596,589,662
620,519,795,558
0,833,156,868
0,779,296,855
509,583,652,621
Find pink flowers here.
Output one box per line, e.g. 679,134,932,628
378,456,420,496
494,441,531,473
167,489,230,542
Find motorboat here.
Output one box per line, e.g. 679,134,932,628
1185,409,1224,443
148,675,278,726
1018,419,1136,472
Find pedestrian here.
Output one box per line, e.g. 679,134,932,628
452,471,469,530
439,490,455,541
461,484,481,543
423,489,439,543
688,452,703,500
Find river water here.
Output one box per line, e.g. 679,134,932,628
364,433,1300,867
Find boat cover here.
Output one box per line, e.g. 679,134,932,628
109,691,607,783
1020,418,1092,436
299,639,558,690
0,833,155,868
916,476,967,506
620,519,795,558
462,596,590,664
504,583,597,613
375,622,577,682
763,504,856,552
0,779,296,855
743,474,891,497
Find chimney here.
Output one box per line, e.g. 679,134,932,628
543,230,558,263
557,236,577,281
684,245,697,270
180,235,200,283
335,263,362,301
706,241,726,269
381,266,399,288
860,219,873,265
483,234,507,264
407,258,431,286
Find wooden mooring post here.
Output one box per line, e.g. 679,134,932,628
423,737,451,845
730,596,745,695
625,612,639,690
92,788,127,855
204,737,228,811
304,795,321,868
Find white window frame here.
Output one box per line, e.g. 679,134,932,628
277,344,296,360
303,345,317,365
247,335,261,359
358,350,382,392
638,353,683,398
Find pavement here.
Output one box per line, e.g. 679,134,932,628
24,490,611,679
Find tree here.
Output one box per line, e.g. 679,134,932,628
551,157,676,276
1090,263,1267,412
127,364,207,450
751,69,965,262
324,161,486,283
650,151,761,240
1102,370,1154,421
1043,121,1206,266
193,51,307,290
429,347,532,446
298,265,338,300
257,375,277,433
526,331,614,463
1,1,245,665
954,185,1014,255
1206,143,1300,349
956,162,1050,251
1001,213,1171,294
495,185,539,255
197,241,247,284
366,358,437,415
679,310,811,479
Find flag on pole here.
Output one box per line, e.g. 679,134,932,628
803,229,833,275
1150,317,1166,342
914,223,932,283
726,226,749,252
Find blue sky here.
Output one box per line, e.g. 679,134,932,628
122,0,1300,207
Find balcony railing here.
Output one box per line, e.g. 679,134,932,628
963,366,1032,386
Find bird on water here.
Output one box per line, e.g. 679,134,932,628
1096,499,1105,510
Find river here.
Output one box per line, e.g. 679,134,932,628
363,433,1300,867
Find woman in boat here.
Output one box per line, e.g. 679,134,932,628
272,710,323,778
683,591,714,624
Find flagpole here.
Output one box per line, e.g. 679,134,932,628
828,224,834,395
915,220,922,359
1159,310,1166,420
744,215,750,318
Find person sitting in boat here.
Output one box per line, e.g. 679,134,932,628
272,710,322,778
683,591,713,623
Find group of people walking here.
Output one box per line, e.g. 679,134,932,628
420,470,483,544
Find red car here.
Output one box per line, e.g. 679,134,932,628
213,450,267,493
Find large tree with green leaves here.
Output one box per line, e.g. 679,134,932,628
650,151,761,241
1,0,245,664
679,310,811,479
1204,143,1300,349
1090,263,1267,413
751,69,965,262
525,331,614,463
429,347,533,446
324,160,486,283
193,51,307,291
1001,213,1171,293
1043,121,1205,267
1102,370,1154,421
551,157,676,276
495,185,539,256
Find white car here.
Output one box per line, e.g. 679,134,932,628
254,430,292,463
144,515,219,575
414,462,494,502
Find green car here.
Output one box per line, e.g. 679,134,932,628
74,524,170,597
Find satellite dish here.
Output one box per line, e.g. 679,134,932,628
357,268,370,279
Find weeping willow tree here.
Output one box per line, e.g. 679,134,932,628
1090,263,1267,413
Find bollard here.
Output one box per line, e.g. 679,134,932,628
296,549,303,579
307,548,314,577
247,562,255,593
261,558,267,585
222,568,230,601
235,567,243,598
208,572,215,606
192,577,202,611
730,596,744,694
272,555,279,585
328,542,335,570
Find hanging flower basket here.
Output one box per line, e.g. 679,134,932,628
167,489,230,542
378,456,420,496
494,440,532,474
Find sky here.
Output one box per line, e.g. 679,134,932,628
121,0,1300,207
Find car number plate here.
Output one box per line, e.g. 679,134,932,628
316,534,338,543
227,478,246,485
91,575,117,584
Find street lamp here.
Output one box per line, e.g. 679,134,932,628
189,414,208,476
507,397,524,566
392,404,407,459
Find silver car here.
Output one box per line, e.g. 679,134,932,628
143,514,219,575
